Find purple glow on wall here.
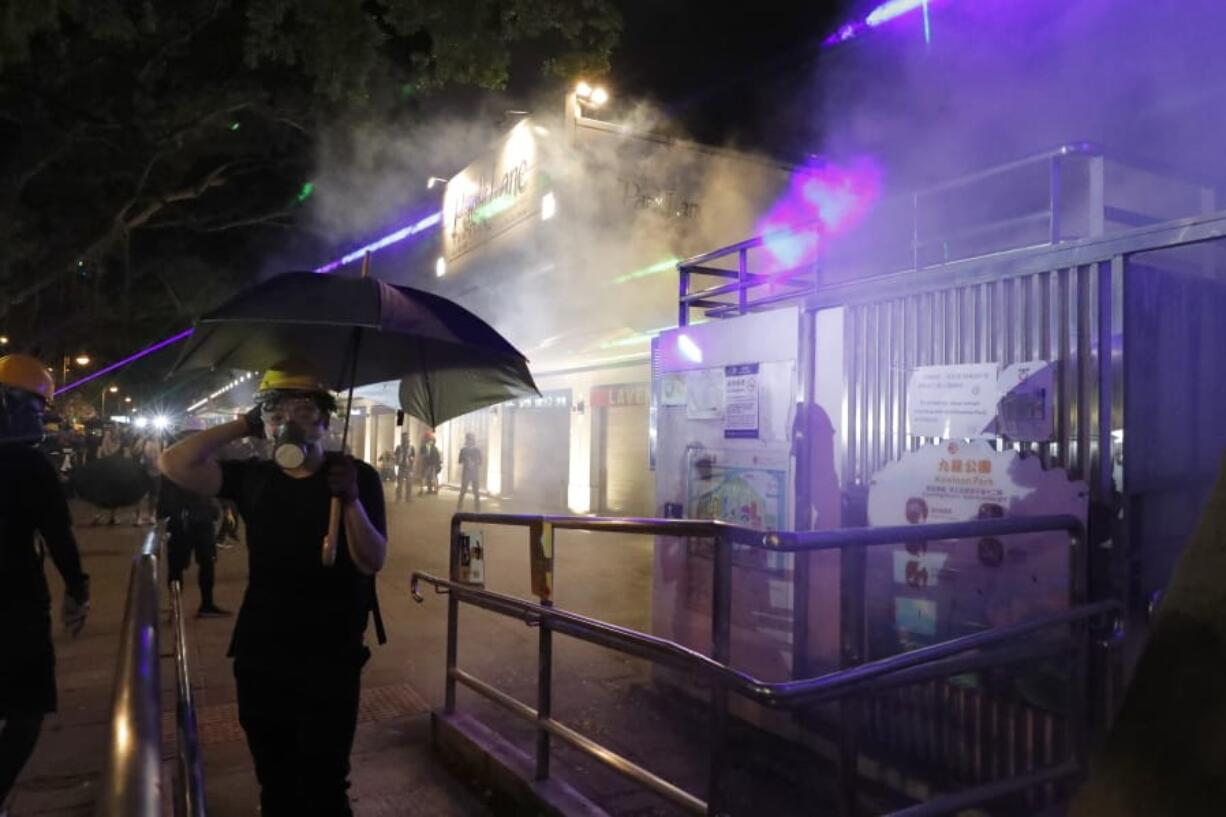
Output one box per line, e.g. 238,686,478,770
755,156,883,273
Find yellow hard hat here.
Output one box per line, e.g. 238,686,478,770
257,368,330,395
0,354,56,402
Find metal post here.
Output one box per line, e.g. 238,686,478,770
445,517,462,714
679,267,691,327
1088,155,1105,237
1097,259,1115,503
708,535,733,815
1049,156,1063,244
537,600,554,781
792,309,817,680
738,248,748,315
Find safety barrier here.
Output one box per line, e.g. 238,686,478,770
95,526,207,817
412,512,1119,816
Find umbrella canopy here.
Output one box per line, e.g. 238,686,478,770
73,455,153,509
169,272,538,396
399,362,538,428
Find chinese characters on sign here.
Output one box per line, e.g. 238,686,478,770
723,363,760,439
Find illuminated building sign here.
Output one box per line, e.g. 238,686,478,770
590,383,649,408
443,119,540,261
512,389,570,410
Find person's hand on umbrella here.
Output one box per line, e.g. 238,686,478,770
326,453,359,504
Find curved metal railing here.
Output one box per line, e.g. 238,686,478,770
413,511,1118,816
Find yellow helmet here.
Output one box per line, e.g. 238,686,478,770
257,369,329,394
0,354,56,402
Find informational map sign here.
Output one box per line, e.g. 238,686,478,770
723,363,760,439
907,363,999,438
660,373,687,406
998,360,1055,442
865,440,1087,658
686,447,788,533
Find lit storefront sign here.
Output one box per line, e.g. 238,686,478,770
590,382,649,408
442,119,540,261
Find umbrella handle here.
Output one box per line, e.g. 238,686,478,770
323,497,341,566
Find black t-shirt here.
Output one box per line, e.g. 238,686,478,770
0,444,88,616
219,457,385,667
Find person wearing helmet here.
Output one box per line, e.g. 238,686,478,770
159,366,386,817
0,354,90,814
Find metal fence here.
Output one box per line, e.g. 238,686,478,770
411,511,1118,816
95,527,207,817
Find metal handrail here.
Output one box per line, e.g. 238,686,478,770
96,530,162,817
420,511,1107,816
412,572,1115,708
170,580,208,817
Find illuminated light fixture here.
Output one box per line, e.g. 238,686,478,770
426,176,449,189
590,87,609,107
108,385,119,393
677,334,703,364
0,336,8,345
124,396,132,403
541,192,557,221
533,125,549,136
313,211,442,274
435,256,447,278
56,328,194,397
611,256,680,285
827,0,937,46
575,81,594,99
153,415,170,430
74,354,91,366
134,416,149,429
187,398,207,412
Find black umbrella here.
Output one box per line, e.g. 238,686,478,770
399,360,539,428
168,270,539,563
73,455,153,509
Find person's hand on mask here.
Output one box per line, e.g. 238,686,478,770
326,453,359,504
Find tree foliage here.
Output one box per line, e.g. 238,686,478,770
0,0,619,400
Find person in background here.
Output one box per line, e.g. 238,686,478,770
90,427,123,526
0,355,89,817
418,434,440,496
159,431,229,618
160,368,386,817
135,430,163,525
393,433,414,503
456,432,483,512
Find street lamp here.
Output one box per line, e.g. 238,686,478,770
61,353,91,387
0,335,8,346
124,396,132,404
426,176,450,190
101,385,119,417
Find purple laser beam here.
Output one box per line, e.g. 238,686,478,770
55,328,195,398
56,208,444,397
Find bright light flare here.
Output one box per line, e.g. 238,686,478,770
153,415,170,430
134,416,149,429
435,256,447,278
590,87,609,107
755,156,883,273
677,334,703,364
575,81,593,99
74,355,91,366
541,192,557,221
866,0,929,27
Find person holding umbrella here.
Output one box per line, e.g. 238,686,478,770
0,354,90,815
159,368,386,817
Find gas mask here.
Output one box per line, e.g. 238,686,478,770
0,386,47,446
260,395,327,470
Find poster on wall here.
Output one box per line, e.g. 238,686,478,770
686,447,788,533
685,368,724,420
723,363,760,439
865,440,1087,659
997,360,1056,442
907,363,999,438
660,373,687,406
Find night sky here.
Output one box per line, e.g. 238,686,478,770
604,0,847,156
